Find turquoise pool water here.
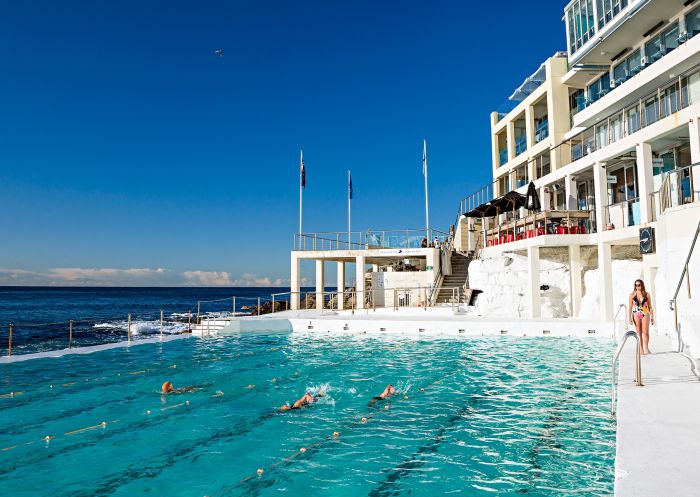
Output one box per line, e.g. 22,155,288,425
0,334,615,496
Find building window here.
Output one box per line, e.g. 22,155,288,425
515,164,527,188
686,4,700,38
596,0,628,30
612,49,641,86
567,0,596,54
588,72,610,103
535,152,551,179
570,89,585,117
645,22,679,65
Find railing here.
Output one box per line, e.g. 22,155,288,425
657,162,700,214
499,147,508,166
553,61,700,169
611,330,643,416
602,197,640,230
515,135,527,156
459,182,496,216
670,220,700,352
534,119,549,143
293,228,450,251
613,304,628,338
484,209,593,247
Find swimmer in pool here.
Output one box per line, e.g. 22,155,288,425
279,391,325,411
161,381,197,395
368,384,396,406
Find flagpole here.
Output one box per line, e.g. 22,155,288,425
348,170,351,245
423,139,430,242
299,149,303,249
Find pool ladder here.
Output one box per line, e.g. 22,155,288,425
611,330,643,416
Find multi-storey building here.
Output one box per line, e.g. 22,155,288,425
459,0,700,334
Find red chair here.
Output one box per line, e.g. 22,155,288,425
556,226,569,234
570,226,580,234
516,234,524,241
506,233,515,243
536,227,546,236
579,224,587,234
500,235,507,244
526,230,534,238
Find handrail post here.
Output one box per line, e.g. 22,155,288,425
196,301,201,324
8,323,12,357
424,287,427,311
69,320,73,350
127,314,132,342
232,296,236,315
160,309,164,338
272,295,275,313
188,310,192,333
257,297,261,315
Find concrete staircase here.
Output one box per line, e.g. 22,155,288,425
434,252,474,304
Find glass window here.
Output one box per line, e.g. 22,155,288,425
664,23,679,52
515,164,527,188
588,72,610,102
595,121,609,148
626,103,641,134
643,96,658,126
613,61,627,84
610,112,623,142
628,50,641,74
687,5,700,38
535,152,551,179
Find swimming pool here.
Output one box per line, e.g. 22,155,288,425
0,333,615,496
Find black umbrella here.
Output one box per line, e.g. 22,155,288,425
525,181,541,212
489,190,527,211
464,202,500,218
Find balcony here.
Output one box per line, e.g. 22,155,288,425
499,147,509,166
604,198,641,229
484,209,593,247
293,228,450,251
535,119,549,143
515,135,527,156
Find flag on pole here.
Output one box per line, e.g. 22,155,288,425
300,151,306,188
348,171,353,199
422,140,427,177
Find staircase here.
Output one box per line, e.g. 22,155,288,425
434,252,474,304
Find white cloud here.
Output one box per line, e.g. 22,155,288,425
182,271,233,286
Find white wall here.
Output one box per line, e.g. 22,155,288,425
371,271,432,307
467,253,570,318
652,203,700,356
578,260,643,329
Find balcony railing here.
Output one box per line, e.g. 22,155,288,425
535,119,549,143
484,209,593,247
293,228,450,251
554,61,700,168
656,163,700,214
499,147,508,166
515,135,527,156
603,198,640,230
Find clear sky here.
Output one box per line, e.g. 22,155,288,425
0,0,566,286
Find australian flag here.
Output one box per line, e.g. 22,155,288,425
300,151,306,188
348,171,353,199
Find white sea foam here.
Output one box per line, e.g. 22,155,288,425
92,319,188,335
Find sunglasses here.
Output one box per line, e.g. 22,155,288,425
635,283,642,287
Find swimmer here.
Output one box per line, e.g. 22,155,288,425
368,384,396,406
161,381,197,395
279,390,325,411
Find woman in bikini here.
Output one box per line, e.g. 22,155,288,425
628,279,655,355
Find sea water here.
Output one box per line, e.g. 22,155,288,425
0,333,615,496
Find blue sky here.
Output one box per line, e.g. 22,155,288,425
0,0,566,286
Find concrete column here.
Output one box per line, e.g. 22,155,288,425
527,158,536,183
527,246,541,318
597,242,613,322
688,118,700,195
315,259,325,310
507,121,516,162
540,186,550,211
593,161,608,233
525,105,535,147
290,255,300,310
569,245,583,317
355,255,366,309
636,142,654,224
564,174,577,210
336,261,345,310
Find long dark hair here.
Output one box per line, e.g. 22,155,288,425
633,279,647,295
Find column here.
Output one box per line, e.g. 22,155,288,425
688,118,700,195
527,158,536,184
355,255,366,309
315,259,325,311
525,105,535,147
290,255,300,310
527,246,541,318
635,142,654,224
593,161,608,233
569,245,583,317
564,174,577,210
507,121,516,162
336,262,345,310
597,242,613,322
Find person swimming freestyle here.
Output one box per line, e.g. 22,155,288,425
161,381,197,394
368,384,396,406
279,390,325,411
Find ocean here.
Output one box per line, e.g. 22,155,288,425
0,286,308,355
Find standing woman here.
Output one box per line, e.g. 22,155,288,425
629,279,655,354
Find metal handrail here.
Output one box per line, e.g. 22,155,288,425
611,330,643,416
670,220,700,352
613,304,628,337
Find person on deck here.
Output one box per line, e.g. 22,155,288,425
629,279,655,355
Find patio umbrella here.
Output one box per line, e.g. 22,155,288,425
490,191,527,240
525,182,541,212
463,201,500,250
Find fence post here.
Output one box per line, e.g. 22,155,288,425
127,314,132,342
257,297,261,315
69,320,73,349
351,291,355,315
272,295,276,313
8,323,13,357
160,310,164,338
232,296,236,315
188,311,192,333
196,302,201,324
305,293,309,310
424,287,427,311
394,288,398,311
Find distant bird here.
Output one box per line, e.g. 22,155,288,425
214,49,224,57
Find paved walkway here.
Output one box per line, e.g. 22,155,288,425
615,334,700,496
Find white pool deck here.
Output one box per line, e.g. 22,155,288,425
614,333,700,497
